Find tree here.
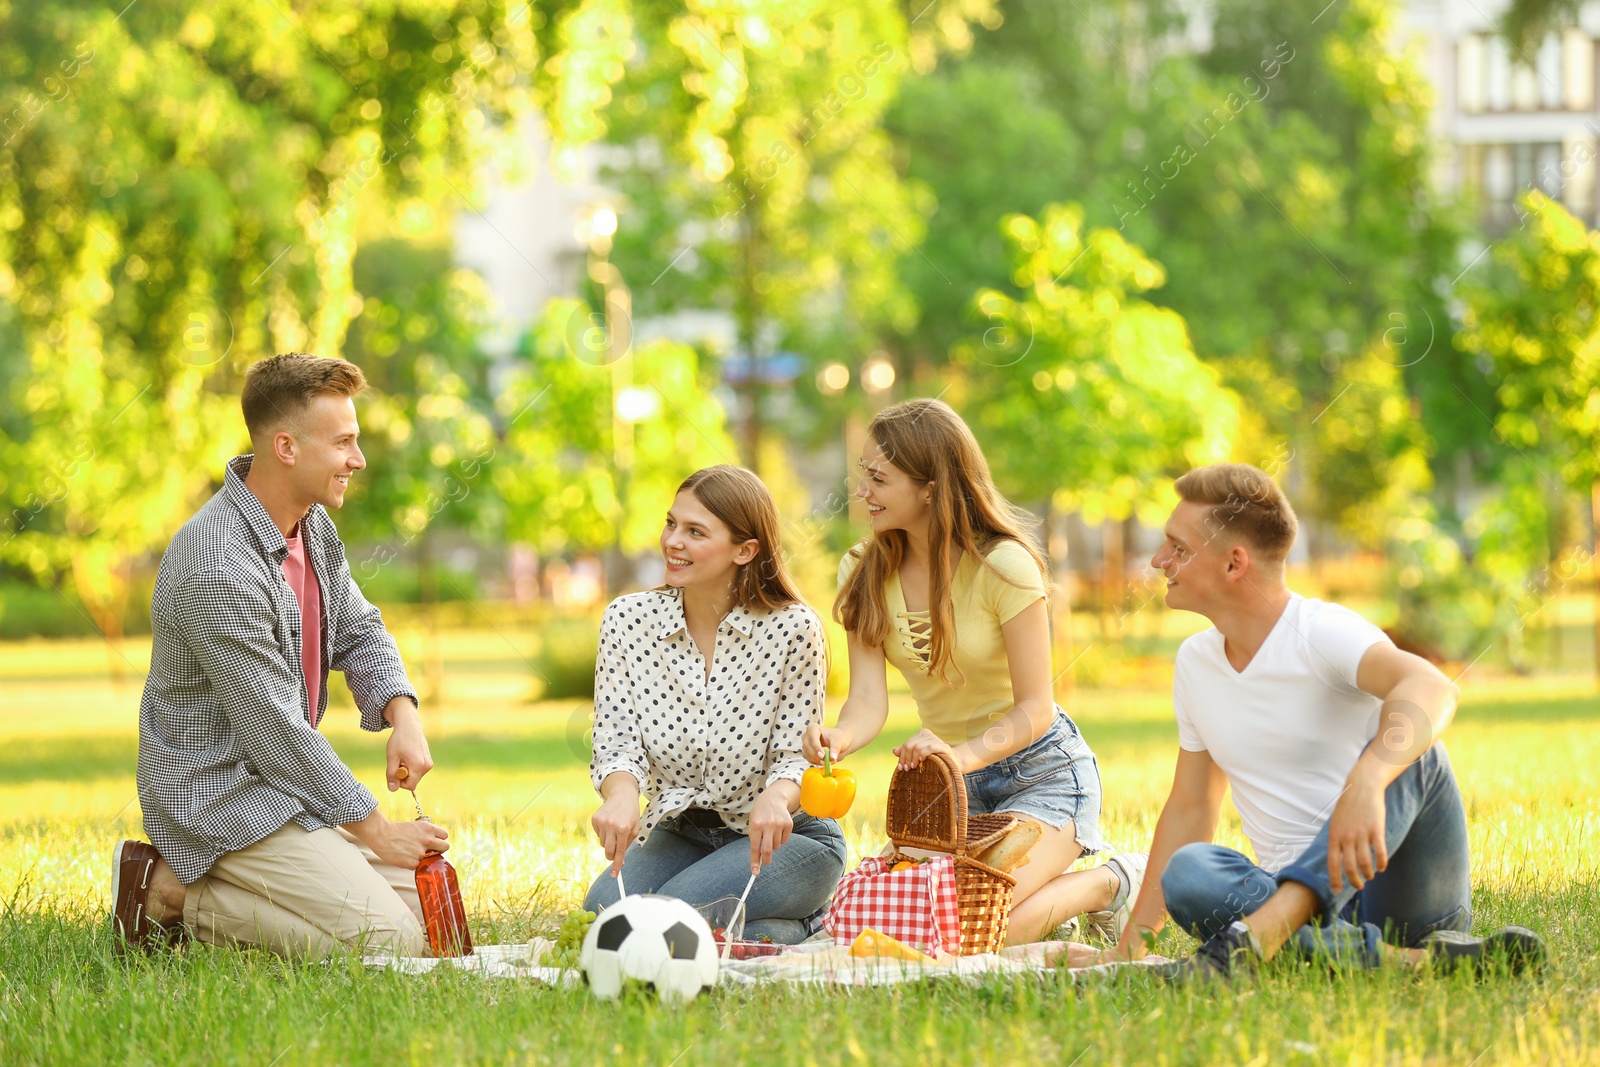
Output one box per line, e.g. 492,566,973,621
0,1,546,651
889,0,1464,552
953,204,1239,675
598,0,929,468
494,298,738,570
957,204,1239,521
1460,191,1600,676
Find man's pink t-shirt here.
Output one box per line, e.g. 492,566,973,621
281,523,324,726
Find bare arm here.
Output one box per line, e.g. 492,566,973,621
1324,642,1460,893
1103,747,1229,962
1352,642,1460,785
802,633,889,763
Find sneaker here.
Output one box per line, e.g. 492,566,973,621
111,839,160,954
1080,852,1147,945
1153,920,1260,983
1045,915,1081,943
1421,926,1547,976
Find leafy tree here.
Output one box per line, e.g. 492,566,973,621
338,238,499,582
891,0,1464,550
1460,191,1600,674
1501,0,1580,53
956,204,1239,523
598,0,1003,466
494,298,738,565
0,1,547,644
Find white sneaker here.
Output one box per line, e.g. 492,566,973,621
1080,852,1147,945
1045,915,1081,942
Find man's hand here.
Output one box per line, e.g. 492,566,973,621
384,697,431,793
1326,764,1388,894
892,728,958,772
748,784,798,875
348,810,448,869
592,784,642,877
802,723,856,765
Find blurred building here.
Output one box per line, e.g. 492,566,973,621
1402,0,1599,230
451,116,600,361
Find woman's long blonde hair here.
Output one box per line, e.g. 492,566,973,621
834,399,1047,686
674,465,805,612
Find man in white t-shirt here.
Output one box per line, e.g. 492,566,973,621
1081,464,1543,977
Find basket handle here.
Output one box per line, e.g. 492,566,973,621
886,749,971,854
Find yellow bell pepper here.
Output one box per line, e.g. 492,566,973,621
799,749,857,819
849,927,932,962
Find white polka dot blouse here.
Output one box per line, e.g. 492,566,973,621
589,588,827,843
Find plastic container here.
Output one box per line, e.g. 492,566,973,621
696,895,748,945
416,852,474,958
695,896,783,959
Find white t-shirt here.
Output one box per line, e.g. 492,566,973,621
1173,594,1392,872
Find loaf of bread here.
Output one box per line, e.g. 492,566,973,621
972,820,1041,873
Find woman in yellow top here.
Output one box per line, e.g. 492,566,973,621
804,399,1144,945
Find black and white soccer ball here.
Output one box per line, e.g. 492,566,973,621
579,894,719,1003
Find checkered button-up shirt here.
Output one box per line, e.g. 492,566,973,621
138,455,417,884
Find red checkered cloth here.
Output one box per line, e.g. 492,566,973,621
823,855,962,954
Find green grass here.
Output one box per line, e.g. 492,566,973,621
1,629,1598,1066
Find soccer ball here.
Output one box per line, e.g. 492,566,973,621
579,894,719,1004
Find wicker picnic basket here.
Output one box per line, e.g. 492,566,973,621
884,750,1018,955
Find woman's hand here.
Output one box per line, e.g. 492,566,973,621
892,728,958,772
591,788,641,877
802,723,856,765
1075,936,1150,969
747,787,796,875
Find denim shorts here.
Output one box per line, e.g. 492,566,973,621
962,709,1107,855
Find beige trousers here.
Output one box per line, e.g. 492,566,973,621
182,822,425,959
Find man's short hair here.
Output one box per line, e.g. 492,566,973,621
241,353,366,439
1174,463,1298,563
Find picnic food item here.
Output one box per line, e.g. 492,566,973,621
849,927,933,962
399,776,474,958
710,928,785,959
972,821,1042,873
416,852,474,957
544,909,597,969
800,750,857,819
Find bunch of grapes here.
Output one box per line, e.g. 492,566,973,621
543,909,596,969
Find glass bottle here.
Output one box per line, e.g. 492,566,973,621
400,780,474,959
415,846,474,958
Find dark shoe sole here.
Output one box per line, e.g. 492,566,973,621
111,839,158,955
1427,925,1547,976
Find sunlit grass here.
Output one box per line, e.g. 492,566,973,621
2,636,1598,1065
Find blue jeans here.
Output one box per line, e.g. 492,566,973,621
1160,743,1473,967
581,811,847,944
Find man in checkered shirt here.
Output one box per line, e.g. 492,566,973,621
112,353,449,958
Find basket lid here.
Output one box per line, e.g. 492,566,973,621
885,751,971,853
963,812,1018,855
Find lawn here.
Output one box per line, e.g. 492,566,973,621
1,629,1597,1066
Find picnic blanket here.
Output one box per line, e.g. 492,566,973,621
364,939,1174,988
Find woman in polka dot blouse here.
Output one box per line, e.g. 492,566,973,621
806,399,1147,946
582,466,847,943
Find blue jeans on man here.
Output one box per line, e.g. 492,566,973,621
1161,743,1472,967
